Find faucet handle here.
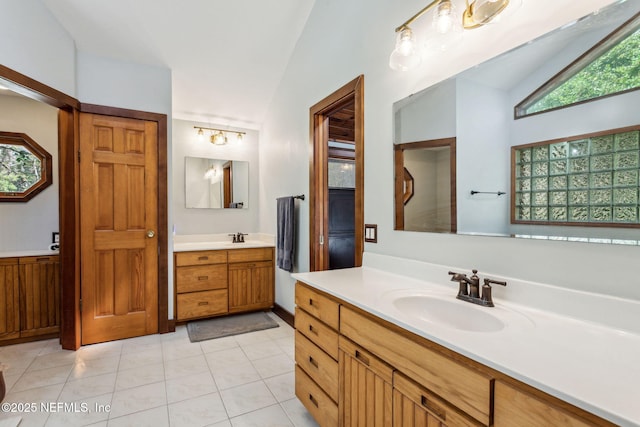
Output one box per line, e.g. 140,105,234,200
481,278,507,307
228,233,237,243
448,271,469,296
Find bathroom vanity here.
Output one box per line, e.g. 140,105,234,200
173,237,275,321
0,251,60,344
293,254,639,426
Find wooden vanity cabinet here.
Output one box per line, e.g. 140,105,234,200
0,258,20,341
339,336,393,426
295,280,615,427
294,283,340,427
19,256,60,338
175,250,228,321
228,248,274,313
174,247,275,321
0,255,60,344
493,380,603,427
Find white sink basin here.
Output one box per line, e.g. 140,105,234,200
393,295,505,332
380,289,534,333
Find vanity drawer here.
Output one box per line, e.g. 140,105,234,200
175,250,227,267
227,247,273,263
176,264,227,293
295,282,340,330
295,331,339,402
176,289,228,320
295,307,339,360
394,372,483,427
340,305,493,426
295,365,338,427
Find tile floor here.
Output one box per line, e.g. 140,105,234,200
0,313,319,427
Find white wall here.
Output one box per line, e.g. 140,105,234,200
259,0,633,314
0,94,59,252
0,0,76,96
172,119,259,235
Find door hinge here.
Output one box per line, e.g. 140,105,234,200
319,235,324,245
77,151,80,162
79,299,83,312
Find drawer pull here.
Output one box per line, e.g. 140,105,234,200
198,256,209,261
197,301,209,306
309,394,319,408
421,395,446,420
197,276,209,281
355,350,370,366
36,257,49,262
308,356,319,368
309,298,314,306
308,324,318,335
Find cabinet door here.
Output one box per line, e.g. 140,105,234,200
228,260,274,312
393,373,482,427
19,256,60,338
339,337,393,427
0,258,20,341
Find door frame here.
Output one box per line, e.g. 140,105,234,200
0,65,170,350
309,75,364,271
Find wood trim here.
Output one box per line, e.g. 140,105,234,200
272,304,295,328
79,103,170,334
309,75,364,271
0,65,80,110
394,150,404,230
59,108,81,350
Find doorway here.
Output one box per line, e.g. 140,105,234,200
0,65,169,350
309,76,364,271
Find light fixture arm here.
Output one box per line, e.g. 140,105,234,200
395,0,441,32
193,126,246,137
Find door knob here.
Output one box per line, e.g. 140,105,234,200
146,230,155,238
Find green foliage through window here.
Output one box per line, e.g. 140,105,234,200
526,30,640,115
0,143,42,192
516,13,640,118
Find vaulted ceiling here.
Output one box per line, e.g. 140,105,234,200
41,0,316,128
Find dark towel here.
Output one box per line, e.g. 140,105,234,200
276,196,295,272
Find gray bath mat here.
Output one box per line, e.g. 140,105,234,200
187,311,279,342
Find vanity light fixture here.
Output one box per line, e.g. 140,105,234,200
390,0,519,71
193,126,246,146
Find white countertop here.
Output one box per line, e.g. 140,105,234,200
0,249,59,258
173,233,274,252
293,264,640,427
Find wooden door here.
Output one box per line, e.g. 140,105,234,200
19,256,60,338
0,258,20,341
80,113,158,344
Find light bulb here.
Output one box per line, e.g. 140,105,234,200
236,133,243,143
389,27,421,71
433,0,455,34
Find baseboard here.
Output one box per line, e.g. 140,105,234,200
272,303,294,328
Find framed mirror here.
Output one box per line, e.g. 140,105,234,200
393,0,640,243
185,156,249,209
0,131,53,202
395,138,457,233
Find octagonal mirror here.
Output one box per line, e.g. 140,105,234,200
0,131,52,202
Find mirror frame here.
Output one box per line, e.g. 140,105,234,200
0,131,52,202
394,137,457,232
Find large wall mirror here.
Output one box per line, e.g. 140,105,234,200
185,157,249,209
0,131,53,202
394,0,640,244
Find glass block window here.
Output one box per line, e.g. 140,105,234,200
512,126,640,227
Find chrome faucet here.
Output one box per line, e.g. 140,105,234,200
448,269,506,307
